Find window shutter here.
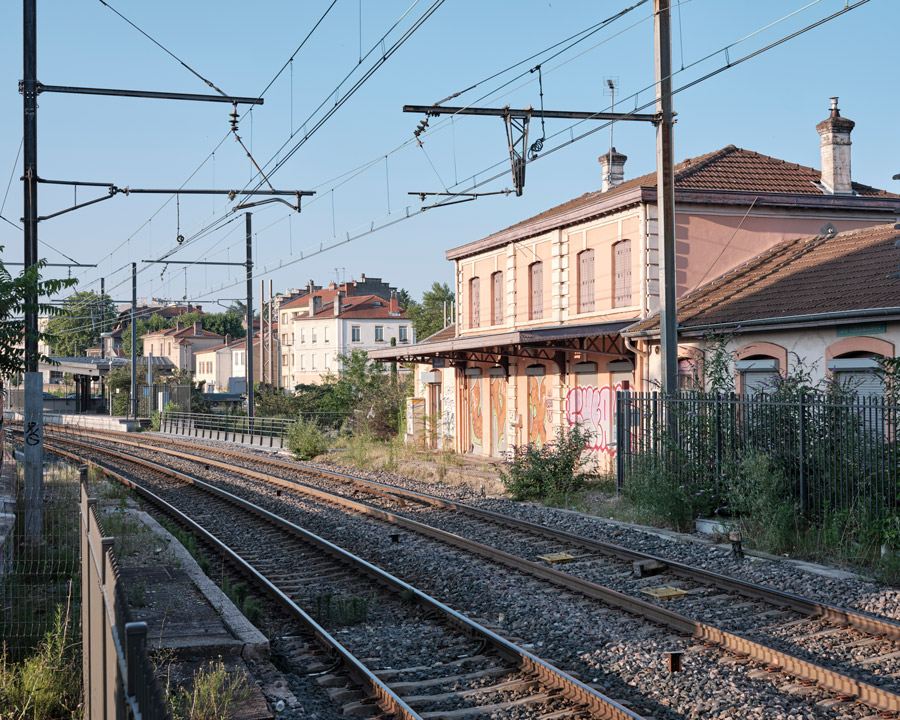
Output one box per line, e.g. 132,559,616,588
492,271,503,325
530,262,543,320
579,250,595,313
470,277,481,328
614,240,632,307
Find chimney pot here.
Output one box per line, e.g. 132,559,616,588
816,97,855,195
598,147,627,192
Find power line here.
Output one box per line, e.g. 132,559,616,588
185,0,874,303
96,0,229,96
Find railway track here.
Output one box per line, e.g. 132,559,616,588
36,431,647,720
23,423,900,717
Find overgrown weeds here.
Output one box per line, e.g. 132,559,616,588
498,424,592,502
0,598,82,720
285,417,329,460
168,659,251,720
311,593,370,625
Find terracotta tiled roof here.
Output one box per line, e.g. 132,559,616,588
626,223,900,334
141,325,223,340
292,294,406,320
455,145,897,254
421,323,456,343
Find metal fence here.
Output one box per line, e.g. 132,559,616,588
80,467,170,720
160,410,349,449
616,391,900,527
0,453,80,658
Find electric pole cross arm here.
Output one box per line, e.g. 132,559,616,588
403,103,659,197
26,81,263,106
402,105,658,122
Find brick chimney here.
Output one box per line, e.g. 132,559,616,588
598,147,627,192
308,294,322,316
389,291,399,315
816,97,855,195
334,291,343,316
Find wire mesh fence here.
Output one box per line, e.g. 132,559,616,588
0,455,80,660
617,391,900,533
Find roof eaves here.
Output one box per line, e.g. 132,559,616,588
446,186,645,260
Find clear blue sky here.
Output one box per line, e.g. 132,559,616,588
0,0,897,309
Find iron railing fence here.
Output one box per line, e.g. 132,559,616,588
159,410,350,447
617,391,899,527
81,467,170,720
111,383,192,418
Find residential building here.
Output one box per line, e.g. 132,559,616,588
287,293,413,387
194,335,237,393
278,274,400,386
370,100,899,461
141,320,224,373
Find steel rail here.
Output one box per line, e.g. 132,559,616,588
46,437,646,720
41,426,900,716
53,424,900,640
47,445,423,720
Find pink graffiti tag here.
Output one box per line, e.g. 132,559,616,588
564,384,623,454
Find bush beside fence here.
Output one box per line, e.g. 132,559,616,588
617,391,900,554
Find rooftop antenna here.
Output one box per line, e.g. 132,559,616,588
604,77,619,155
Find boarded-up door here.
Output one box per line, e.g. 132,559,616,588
489,376,507,456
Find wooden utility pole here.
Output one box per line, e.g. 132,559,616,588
655,0,678,395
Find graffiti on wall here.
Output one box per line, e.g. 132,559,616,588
564,383,624,454
489,376,506,454
442,383,455,440
469,377,483,452
528,375,547,446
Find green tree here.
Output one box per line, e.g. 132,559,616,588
45,289,115,357
200,311,245,339
254,383,297,418
121,318,149,357
396,288,416,312
0,252,77,377
406,282,454,341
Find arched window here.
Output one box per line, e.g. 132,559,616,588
578,249,595,313
613,240,632,308
734,342,788,395
529,262,543,320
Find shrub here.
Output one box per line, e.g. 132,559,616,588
726,448,800,554
498,424,591,501
286,417,329,460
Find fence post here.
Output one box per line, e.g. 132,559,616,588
798,393,807,516
616,390,625,492
125,622,147,703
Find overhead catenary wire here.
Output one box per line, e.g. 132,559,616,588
51,0,865,337
181,0,872,305
96,0,229,96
